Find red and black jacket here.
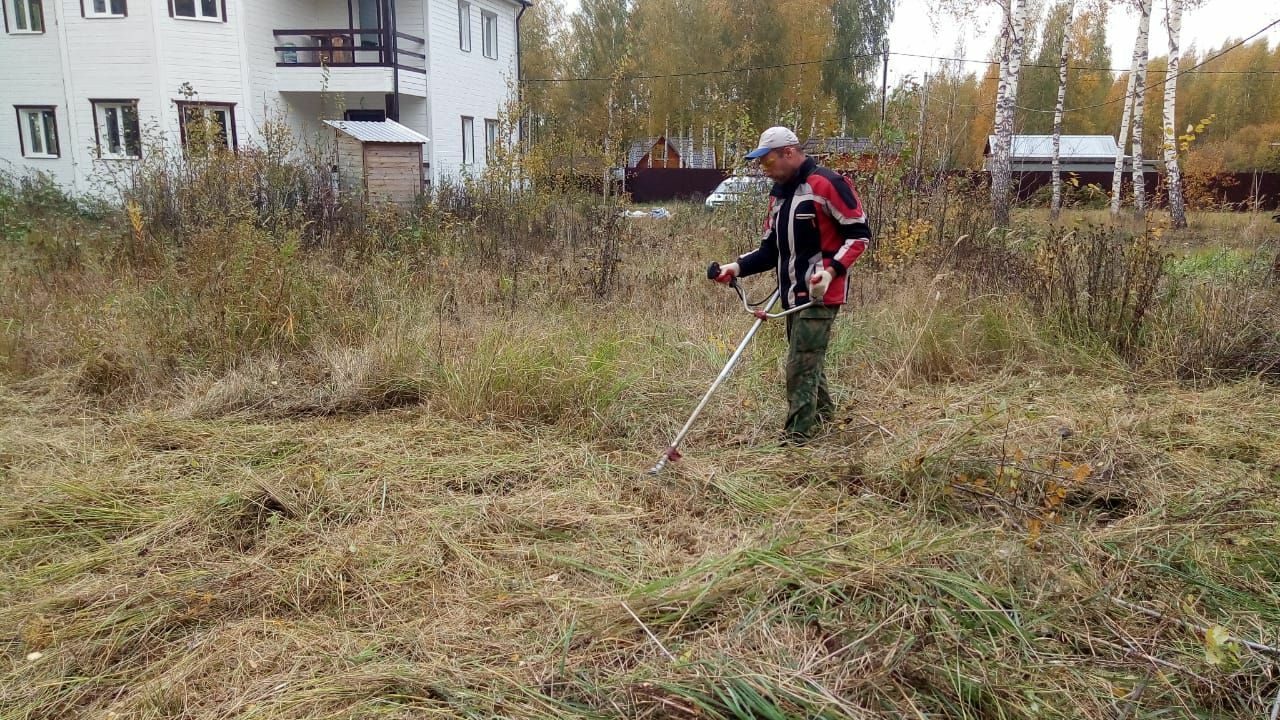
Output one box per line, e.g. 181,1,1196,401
736,157,871,309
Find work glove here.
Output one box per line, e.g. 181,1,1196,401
714,262,740,284
808,268,833,300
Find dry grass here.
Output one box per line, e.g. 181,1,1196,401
4,366,1279,718
3,192,1280,718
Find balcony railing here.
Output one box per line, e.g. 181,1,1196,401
274,28,426,74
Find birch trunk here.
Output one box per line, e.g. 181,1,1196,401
1051,0,1077,221
1163,0,1188,227
1130,0,1152,214
1110,1,1148,215
990,0,1027,226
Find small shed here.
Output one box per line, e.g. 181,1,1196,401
325,120,429,204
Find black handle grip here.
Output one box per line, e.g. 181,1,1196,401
707,262,721,281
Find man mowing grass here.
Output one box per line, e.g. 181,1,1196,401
711,126,872,443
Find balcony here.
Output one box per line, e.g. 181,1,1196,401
273,28,426,97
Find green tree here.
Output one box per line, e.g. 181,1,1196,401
822,0,895,130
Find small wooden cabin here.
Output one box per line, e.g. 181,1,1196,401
626,136,719,169
325,120,429,205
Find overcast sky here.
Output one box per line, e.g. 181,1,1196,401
555,0,1280,87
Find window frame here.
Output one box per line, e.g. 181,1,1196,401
481,10,497,59
484,118,499,163
344,109,387,122
4,0,46,33
169,0,224,23
14,105,59,159
90,99,142,160
176,100,237,153
457,0,471,52
461,116,475,165
81,0,126,18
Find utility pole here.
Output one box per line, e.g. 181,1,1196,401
915,73,929,187
880,42,890,127
910,72,928,212
873,42,890,244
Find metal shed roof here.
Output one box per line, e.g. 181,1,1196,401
324,120,429,144
986,135,1120,160
802,137,877,155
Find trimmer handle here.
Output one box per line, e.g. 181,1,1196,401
707,261,738,288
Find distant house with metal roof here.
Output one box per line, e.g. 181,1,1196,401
984,135,1156,174
626,136,719,169
802,137,877,156
802,136,900,172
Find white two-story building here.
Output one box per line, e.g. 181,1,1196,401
0,0,528,194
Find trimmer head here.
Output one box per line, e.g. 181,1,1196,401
646,446,682,476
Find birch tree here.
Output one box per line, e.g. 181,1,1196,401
1110,0,1150,215
990,0,1031,226
1162,0,1188,227
1050,0,1077,221
1129,0,1152,213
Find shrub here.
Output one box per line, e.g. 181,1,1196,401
1025,225,1166,357
97,117,341,249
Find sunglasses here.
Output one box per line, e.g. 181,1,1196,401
754,147,787,167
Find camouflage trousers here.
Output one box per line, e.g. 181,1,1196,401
784,305,839,439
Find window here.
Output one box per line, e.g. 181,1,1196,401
91,100,141,159
355,0,379,48
344,109,386,122
171,0,220,21
178,102,235,153
15,106,58,158
481,10,497,59
461,116,474,165
457,0,470,52
484,119,499,163
6,0,45,32
83,0,126,17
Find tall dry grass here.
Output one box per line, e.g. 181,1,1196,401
3,159,1280,718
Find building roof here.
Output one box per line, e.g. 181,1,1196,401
986,135,1121,160
626,136,718,169
325,120,429,144
801,137,877,155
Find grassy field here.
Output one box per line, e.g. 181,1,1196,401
2,178,1280,718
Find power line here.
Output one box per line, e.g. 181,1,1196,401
522,50,883,83
893,52,1280,76
1020,16,1280,114
523,17,1280,84
893,17,1280,115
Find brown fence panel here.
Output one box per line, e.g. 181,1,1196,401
625,168,730,203
623,168,1279,210
1005,171,1279,211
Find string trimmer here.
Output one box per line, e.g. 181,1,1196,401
647,263,814,475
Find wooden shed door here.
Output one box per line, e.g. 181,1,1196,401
363,144,423,204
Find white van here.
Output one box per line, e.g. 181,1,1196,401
704,175,772,210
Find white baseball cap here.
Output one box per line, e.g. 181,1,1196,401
745,126,800,159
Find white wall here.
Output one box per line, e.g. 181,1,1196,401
240,0,311,143
0,0,521,194
0,0,165,192
0,0,73,187
426,0,520,182
155,0,250,143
